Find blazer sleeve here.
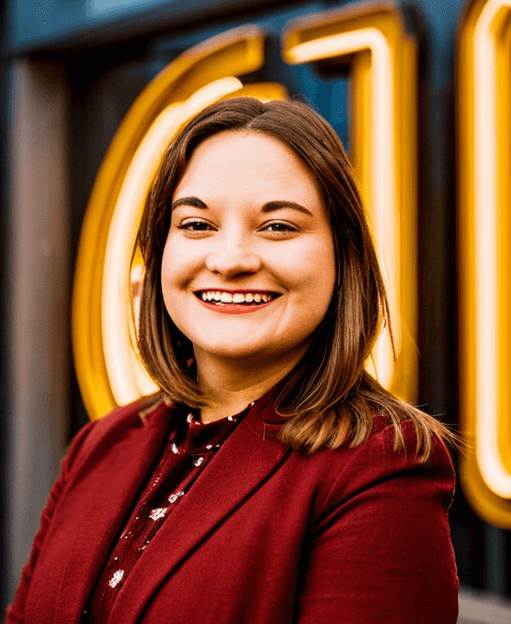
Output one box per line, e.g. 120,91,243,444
6,420,96,624
294,420,459,624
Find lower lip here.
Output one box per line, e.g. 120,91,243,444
197,299,275,314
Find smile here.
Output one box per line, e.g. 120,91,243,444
196,290,280,305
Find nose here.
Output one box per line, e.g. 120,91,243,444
205,236,262,277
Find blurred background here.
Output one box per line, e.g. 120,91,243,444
1,0,511,622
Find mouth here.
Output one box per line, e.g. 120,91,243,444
195,290,281,306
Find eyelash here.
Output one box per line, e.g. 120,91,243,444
260,221,298,234
177,218,214,232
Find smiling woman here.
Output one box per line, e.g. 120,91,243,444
7,98,460,624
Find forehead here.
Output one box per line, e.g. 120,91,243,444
174,130,323,204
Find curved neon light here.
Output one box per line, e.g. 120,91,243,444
460,0,511,505
284,6,417,400
72,25,273,419
102,77,244,404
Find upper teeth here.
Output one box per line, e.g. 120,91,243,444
200,291,273,304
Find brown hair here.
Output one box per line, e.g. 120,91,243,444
136,96,455,460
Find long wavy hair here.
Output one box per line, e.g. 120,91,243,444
136,96,454,459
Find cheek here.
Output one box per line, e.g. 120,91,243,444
285,243,336,298
305,248,337,319
160,243,188,320
160,251,176,301
161,237,198,289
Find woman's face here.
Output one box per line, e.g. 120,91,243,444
161,130,336,371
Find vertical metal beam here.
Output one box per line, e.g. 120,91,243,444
5,57,69,604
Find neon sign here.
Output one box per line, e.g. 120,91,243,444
71,0,511,531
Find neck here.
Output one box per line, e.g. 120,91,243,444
195,350,305,423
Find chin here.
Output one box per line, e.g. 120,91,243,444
204,345,266,361
192,336,275,362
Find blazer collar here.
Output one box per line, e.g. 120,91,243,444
54,398,289,623
109,398,290,624
54,400,173,620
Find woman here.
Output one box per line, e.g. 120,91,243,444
7,97,459,623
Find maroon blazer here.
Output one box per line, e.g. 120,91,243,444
7,396,459,623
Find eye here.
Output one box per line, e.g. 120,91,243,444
259,220,299,236
177,218,216,233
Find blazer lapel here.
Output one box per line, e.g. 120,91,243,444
108,409,290,624
53,401,174,622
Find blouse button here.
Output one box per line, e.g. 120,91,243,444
193,456,204,467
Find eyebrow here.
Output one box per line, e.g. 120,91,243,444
171,197,208,210
261,200,313,217
171,196,313,217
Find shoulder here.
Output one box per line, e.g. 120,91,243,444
297,415,455,514
306,413,454,473
63,396,171,474
366,414,455,479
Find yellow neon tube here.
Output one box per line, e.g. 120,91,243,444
459,0,511,525
284,4,417,401
73,26,269,419
473,0,509,498
102,77,244,405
